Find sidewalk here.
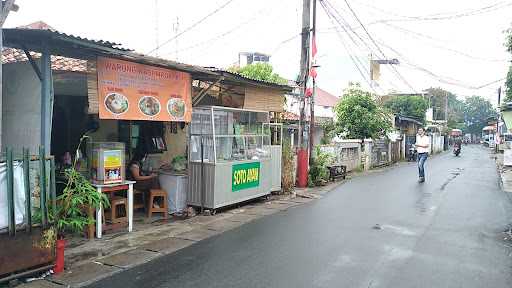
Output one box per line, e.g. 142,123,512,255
15,177,353,288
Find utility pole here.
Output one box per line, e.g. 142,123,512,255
308,0,317,165
496,87,502,153
297,0,311,188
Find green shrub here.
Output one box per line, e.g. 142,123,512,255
309,146,333,186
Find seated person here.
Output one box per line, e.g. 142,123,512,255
128,151,160,207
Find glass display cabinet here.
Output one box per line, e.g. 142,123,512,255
188,106,272,210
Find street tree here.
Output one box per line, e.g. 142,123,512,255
384,95,428,123
333,83,391,139
424,87,465,129
505,27,512,101
228,63,287,85
463,95,497,135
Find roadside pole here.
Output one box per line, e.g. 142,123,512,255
297,0,311,188
308,0,317,166
496,87,502,153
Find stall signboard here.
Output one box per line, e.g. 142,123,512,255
97,57,192,122
232,162,260,191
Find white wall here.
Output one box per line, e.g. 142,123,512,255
314,105,334,118
2,62,41,153
285,95,335,119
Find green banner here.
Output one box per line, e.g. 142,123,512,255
232,162,260,192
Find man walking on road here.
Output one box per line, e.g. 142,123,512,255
416,127,430,183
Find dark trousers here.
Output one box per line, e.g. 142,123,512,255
133,177,160,191
417,153,428,178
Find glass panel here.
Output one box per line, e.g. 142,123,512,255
214,110,229,135
189,135,215,163
191,108,212,135
215,135,247,162
246,135,270,160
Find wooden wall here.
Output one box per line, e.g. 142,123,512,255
243,87,284,112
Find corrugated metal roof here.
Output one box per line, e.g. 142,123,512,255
12,22,131,51
204,67,293,91
2,28,218,76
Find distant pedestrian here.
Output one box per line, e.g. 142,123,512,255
416,128,430,183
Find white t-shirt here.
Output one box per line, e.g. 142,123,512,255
416,134,430,154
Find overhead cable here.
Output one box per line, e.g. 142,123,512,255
147,0,236,54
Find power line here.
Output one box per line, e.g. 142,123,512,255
319,0,380,94
375,39,504,90
321,0,401,92
352,0,512,23
381,22,509,63
170,6,270,56
339,0,417,93
147,0,236,55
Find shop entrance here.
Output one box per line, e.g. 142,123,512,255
50,72,89,195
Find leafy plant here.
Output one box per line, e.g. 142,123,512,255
320,119,336,144
54,167,109,236
35,136,110,238
308,146,333,186
505,27,512,101
171,155,187,172
383,95,427,123
333,83,391,140
228,63,287,85
463,96,497,135
281,138,295,194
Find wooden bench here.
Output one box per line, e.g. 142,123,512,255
327,165,347,181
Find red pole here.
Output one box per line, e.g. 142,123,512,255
54,238,66,274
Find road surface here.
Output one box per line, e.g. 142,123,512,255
88,145,512,288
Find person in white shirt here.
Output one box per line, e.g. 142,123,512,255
416,128,430,183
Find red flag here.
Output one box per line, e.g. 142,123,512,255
310,67,317,78
311,36,317,58
305,87,313,97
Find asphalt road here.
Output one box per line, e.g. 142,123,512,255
88,145,512,288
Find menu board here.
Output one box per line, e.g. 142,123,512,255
97,57,192,122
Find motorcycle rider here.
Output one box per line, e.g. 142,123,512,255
454,136,462,153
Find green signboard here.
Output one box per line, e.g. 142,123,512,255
232,162,260,191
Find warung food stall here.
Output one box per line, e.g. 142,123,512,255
188,106,272,211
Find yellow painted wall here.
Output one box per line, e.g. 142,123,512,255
160,123,188,165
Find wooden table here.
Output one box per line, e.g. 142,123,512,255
92,181,136,239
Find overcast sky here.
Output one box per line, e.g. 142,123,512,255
5,0,512,105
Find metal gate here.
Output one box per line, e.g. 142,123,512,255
405,135,416,159
0,147,56,282
391,141,401,163
372,139,389,167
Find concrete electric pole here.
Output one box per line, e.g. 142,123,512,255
308,0,317,166
296,0,311,188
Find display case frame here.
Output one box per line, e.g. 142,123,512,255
188,106,273,210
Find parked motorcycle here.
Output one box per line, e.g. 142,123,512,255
408,144,417,162
453,144,461,156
